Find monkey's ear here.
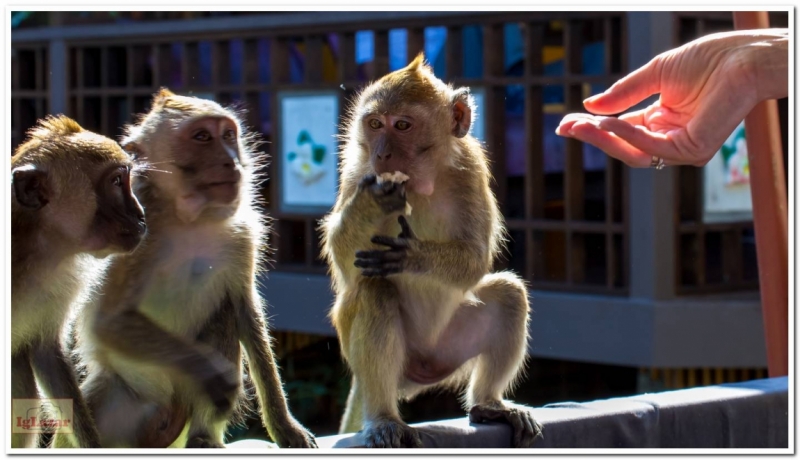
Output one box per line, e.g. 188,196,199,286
12,165,50,210
407,52,426,71
451,88,474,138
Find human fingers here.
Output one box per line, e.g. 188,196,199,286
569,120,653,167
597,117,691,164
556,113,605,136
583,56,662,115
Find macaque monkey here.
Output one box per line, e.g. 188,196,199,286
63,89,317,448
11,116,146,448
321,54,542,448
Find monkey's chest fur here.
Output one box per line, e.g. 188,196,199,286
138,225,236,337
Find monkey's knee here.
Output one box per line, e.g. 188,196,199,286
476,271,530,318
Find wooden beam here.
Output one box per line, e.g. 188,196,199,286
732,11,788,378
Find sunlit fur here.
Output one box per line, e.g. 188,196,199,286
12,116,142,449
65,89,315,448
320,55,539,448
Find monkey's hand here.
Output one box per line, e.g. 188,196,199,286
359,174,407,215
355,216,418,277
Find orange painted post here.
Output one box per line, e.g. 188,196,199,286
732,11,789,377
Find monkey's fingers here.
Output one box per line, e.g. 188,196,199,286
359,174,378,190
360,266,403,277
355,249,405,262
370,235,410,249
397,216,417,239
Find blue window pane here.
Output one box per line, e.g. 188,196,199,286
198,41,212,86
257,38,270,84
388,28,407,71
355,30,374,64
462,25,483,78
424,26,446,77
230,39,243,85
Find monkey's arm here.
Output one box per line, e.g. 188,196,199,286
357,216,490,290
93,309,238,412
30,343,102,448
234,288,317,448
323,175,398,274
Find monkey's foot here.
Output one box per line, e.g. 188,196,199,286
362,418,423,448
469,401,543,448
186,436,225,448
271,421,318,448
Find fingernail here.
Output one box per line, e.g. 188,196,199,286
583,93,602,104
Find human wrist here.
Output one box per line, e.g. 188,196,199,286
748,29,789,101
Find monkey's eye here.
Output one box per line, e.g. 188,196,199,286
111,172,124,187
394,120,411,131
368,119,383,130
222,129,236,142
193,130,212,142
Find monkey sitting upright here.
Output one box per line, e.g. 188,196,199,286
63,89,317,448
321,54,542,448
12,116,147,448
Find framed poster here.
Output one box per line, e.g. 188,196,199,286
703,121,753,223
277,91,340,214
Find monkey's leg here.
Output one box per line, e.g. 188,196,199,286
236,291,317,448
345,279,422,448
465,272,542,448
11,351,38,448
338,376,364,434
30,343,101,448
185,297,242,448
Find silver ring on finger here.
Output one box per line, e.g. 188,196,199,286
650,156,665,170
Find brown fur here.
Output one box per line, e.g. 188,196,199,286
321,55,541,448
64,89,316,448
12,116,146,448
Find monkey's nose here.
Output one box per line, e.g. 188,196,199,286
377,152,392,161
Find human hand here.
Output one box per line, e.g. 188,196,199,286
556,29,788,168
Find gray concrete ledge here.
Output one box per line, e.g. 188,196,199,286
227,377,788,449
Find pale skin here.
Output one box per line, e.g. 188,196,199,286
322,54,541,448
61,89,316,448
556,29,788,167
11,116,146,448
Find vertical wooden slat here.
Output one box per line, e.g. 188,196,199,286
214,41,230,88
603,17,615,288
373,30,389,78
100,47,109,134
721,229,743,284
524,22,545,282
483,23,507,215
564,20,585,284
733,11,788,378
76,47,84,123
125,45,134,122
305,35,324,84
701,368,711,386
35,48,44,92
406,27,425,63
337,32,356,84
244,39,258,85
271,38,290,86
445,26,462,80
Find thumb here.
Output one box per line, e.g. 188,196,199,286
584,56,663,115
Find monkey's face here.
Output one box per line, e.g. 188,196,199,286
359,103,447,197
156,114,244,223
12,130,146,256
357,57,475,197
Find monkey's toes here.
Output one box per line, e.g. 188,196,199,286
363,419,422,448
186,436,225,448
273,424,318,448
469,403,543,448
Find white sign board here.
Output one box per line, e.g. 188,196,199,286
703,121,753,223
278,92,339,212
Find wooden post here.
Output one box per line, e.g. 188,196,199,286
732,11,788,377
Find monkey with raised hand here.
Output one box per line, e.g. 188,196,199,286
321,54,542,448
12,116,147,448
63,89,317,448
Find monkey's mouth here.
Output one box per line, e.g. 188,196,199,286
199,181,240,203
